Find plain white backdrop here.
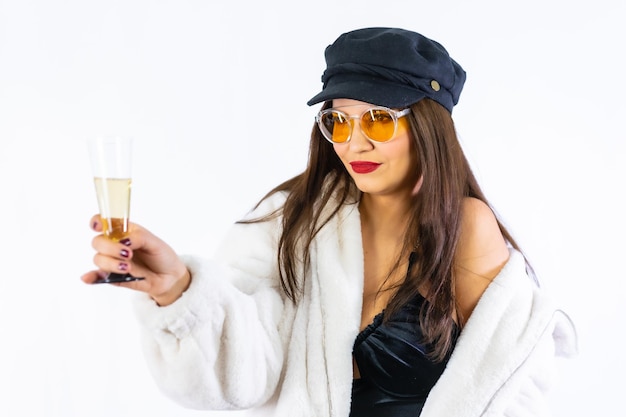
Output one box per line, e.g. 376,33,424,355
0,0,624,416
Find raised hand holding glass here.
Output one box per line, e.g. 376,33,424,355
88,137,144,283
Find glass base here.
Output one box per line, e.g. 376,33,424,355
94,272,145,284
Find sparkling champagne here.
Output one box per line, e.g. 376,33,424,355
93,177,131,241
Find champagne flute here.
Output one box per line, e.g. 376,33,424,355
88,136,144,283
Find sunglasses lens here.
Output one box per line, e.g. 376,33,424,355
320,111,351,143
361,109,396,142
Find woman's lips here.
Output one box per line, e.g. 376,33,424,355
349,161,381,174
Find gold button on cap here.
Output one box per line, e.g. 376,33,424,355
430,80,441,91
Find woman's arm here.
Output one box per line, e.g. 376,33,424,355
84,193,288,410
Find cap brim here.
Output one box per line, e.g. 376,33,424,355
307,77,426,108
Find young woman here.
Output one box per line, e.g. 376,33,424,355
83,27,576,417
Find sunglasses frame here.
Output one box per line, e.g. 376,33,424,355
316,106,411,144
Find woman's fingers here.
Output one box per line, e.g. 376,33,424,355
85,215,189,303
80,269,108,284
91,234,133,260
90,214,103,232
92,252,134,275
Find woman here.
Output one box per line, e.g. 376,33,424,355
83,28,576,416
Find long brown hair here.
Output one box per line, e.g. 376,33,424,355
241,98,528,361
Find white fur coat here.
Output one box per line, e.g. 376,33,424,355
132,191,577,417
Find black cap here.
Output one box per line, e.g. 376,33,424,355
307,27,466,113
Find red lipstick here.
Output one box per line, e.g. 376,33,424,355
350,161,381,174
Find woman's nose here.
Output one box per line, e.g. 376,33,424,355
349,121,374,151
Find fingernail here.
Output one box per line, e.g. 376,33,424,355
120,249,129,258
118,262,129,271
120,238,131,246
92,221,99,230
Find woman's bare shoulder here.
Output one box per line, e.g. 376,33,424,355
454,197,510,323
457,197,508,261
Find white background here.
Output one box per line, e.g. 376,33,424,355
0,0,624,416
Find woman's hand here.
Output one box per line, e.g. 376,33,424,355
81,215,191,306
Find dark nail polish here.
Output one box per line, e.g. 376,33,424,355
118,262,128,271
120,249,129,258
92,221,99,230
120,238,131,246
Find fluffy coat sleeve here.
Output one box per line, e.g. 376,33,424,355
132,193,288,410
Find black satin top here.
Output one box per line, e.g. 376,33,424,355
349,293,458,417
